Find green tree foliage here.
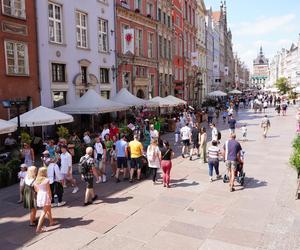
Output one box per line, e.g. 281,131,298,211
275,77,290,94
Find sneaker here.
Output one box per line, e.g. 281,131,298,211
116,178,120,183
57,201,66,207
197,154,200,158
189,157,192,161
96,176,102,184
129,179,133,183
209,177,213,182
92,195,98,202
84,201,92,206
102,175,107,183
217,175,222,179
230,187,235,192
72,187,79,194
182,154,185,158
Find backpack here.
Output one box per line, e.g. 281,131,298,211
79,157,90,175
217,131,222,140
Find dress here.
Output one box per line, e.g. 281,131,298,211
23,176,37,209
147,146,161,169
35,179,52,208
23,149,33,166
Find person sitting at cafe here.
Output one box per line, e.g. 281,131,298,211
4,133,17,149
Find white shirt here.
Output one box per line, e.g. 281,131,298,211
94,142,104,155
241,126,247,134
101,129,110,140
180,126,191,140
212,127,218,141
60,152,72,174
150,129,159,139
47,163,62,184
5,137,16,146
83,135,91,144
18,171,27,186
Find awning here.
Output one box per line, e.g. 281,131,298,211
0,119,17,134
164,95,187,105
150,96,178,108
207,90,227,97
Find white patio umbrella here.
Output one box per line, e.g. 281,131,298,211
10,106,74,127
229,89,243,95
293,87,300,94
111,88,158,107
0,119,17,134
164,95,187,105
207,90,227,97
151,96,178,108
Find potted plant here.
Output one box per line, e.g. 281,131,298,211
21,132,32,145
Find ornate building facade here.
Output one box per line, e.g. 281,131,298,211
115,0,158,99
252,47,269,88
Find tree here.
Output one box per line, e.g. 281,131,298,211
275,77,290,94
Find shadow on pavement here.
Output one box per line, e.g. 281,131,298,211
244,177,268,189
170,178,199,188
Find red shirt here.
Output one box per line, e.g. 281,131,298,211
109,127,119,139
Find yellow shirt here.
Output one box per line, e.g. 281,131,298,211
129,140,143,158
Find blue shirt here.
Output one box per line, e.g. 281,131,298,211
228,119,236,129
115,139,128,157
224,139,242,161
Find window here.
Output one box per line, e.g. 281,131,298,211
48,2,63,43
121,24,129,53
167,15,171,28
76,11,88,48
52,63,66,82
81,66,87,84
5,41,28,75
146,2,153,16
168,40,171,59
179,37,183,56
100,68,110,84
135,29,142,56
148,33,153,58
163,12,166,25
159,35,163,58
101,91,110,99
149,74,154,98
2,0,26,19
176,16,180,26
158,8,161,21
53,91,67,108
134,0,141,10
136,66,147,78
98,18,108,52
163,38,167,58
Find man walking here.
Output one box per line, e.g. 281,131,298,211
128,134,144,182
228,115,237,134
190,123,200,160
115,134,129,182
180,123,191,158
223,133,242,192
261,115,271,138
79,147,98,206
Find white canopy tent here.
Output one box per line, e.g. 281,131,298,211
56,89,129,114
0,119,17,134
229,89,243,95
293,87,300,94
164,95,187,105
10,106,74,127
111,88,158,107
150,96,178,108
207,90,227,97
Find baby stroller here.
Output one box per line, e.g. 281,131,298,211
223,151,246,186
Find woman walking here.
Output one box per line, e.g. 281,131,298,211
34,167,57,233
23,166,37,226
147,139,161,184
160,140,174,188
207,141,222,182
199,127,207,163
21,142,35,166
103,134,114,182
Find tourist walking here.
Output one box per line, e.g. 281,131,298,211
94,136,106,183
160,140,174,188
21,142,35,167
180,123,191,158
228,115,237,134
261,115,271,138
147,139,161,184
23,166,37,227
223,133,242,192
189,123,200,160
199,127,207,163
210,123,218,143
103,134,113,182
60,145,79,194
17,164,27,203
34,167,57,233
150,124,159,141
207,140,222,182
275,104,281,116
128,134,144,182
281,102,288,116
115,135,129,182
79,147,98,206
174,119,181,145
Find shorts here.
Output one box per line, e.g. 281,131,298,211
192,141,199,148
130,157,142,169
242,132,247,138
117,157,128,169
226,160,238,171
61,173,73,180
95,159,104,169
182,139,190,146
85,178,94,189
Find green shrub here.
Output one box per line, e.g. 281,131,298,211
290,136,300,177
5,159,21,185
292,136,300,151
0,166,10,188
57,126,70,140
21,132,32,145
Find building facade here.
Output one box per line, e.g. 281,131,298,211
36,0,116,108
234,54,250,90
157,0,173,97
0,0,40,119
205,7,213,93
252,46,269,88
115,0,158,99
172,0,184,99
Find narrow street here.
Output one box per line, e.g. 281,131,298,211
0,107,300,250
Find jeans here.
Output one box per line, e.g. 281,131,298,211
208,160,219,177
151,168,157,182
208,116,213,124
161,160,172,185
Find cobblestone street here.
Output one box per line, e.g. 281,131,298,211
1,107,300,250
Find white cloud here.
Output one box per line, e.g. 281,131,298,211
232,14,296,36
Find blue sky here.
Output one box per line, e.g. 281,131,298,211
205,0,300,71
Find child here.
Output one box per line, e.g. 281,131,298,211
34,167,57,233
18,164,27,203
110,144,117,177
222,109,228,123
241,124,247,141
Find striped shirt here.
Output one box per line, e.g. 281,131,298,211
208,146,220,160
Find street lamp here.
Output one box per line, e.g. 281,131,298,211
2,99,28,143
